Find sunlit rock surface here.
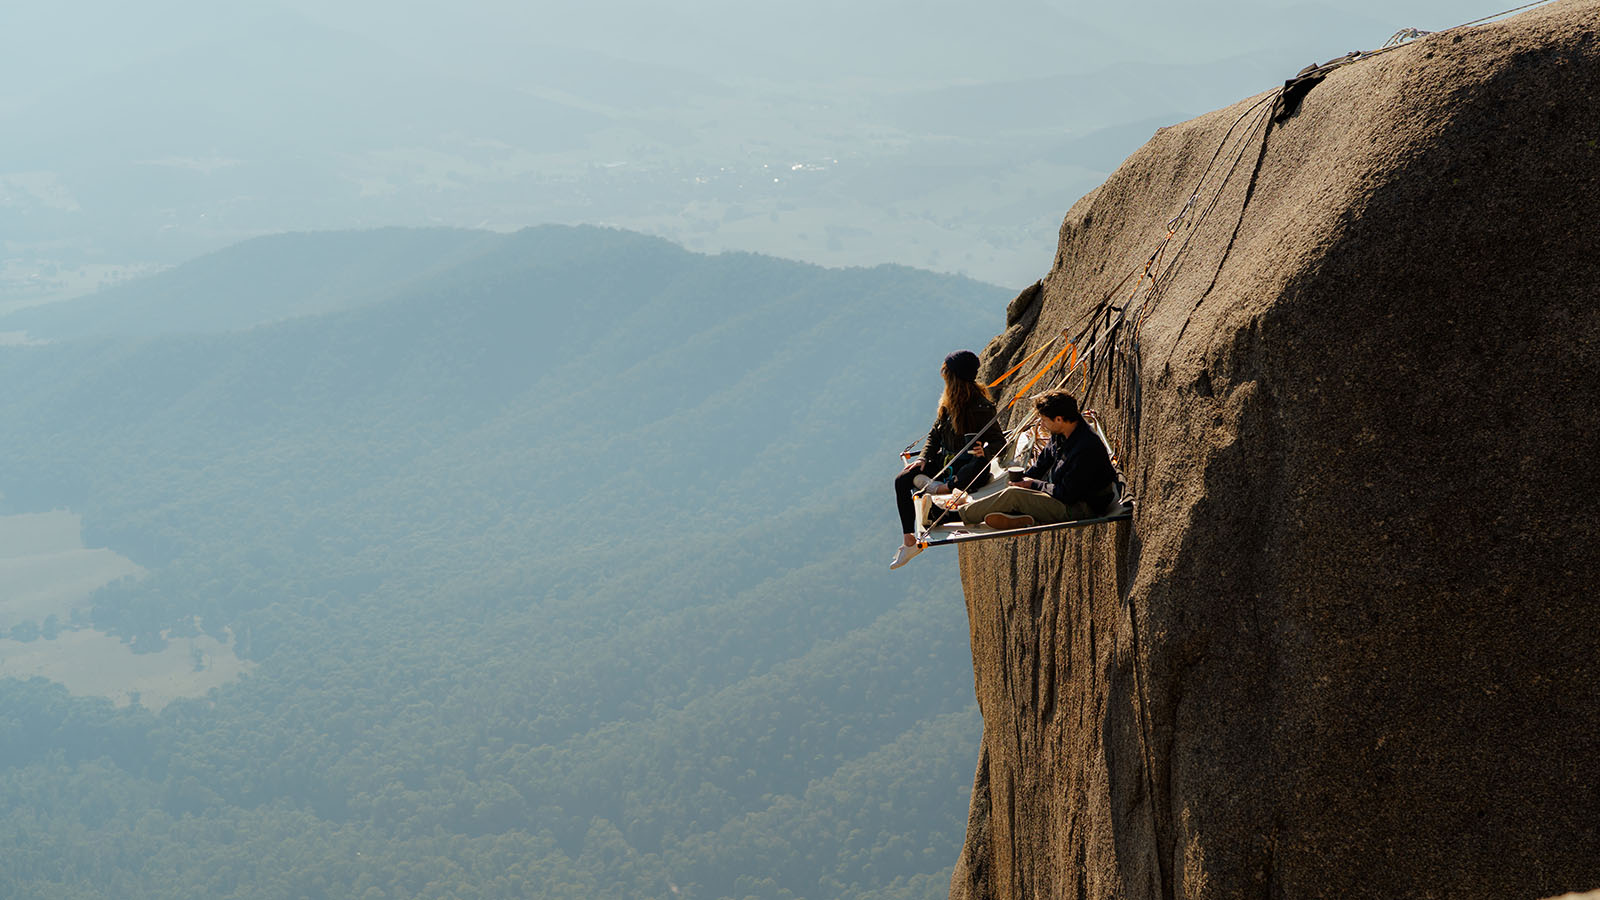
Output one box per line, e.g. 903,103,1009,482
950,3,1600,898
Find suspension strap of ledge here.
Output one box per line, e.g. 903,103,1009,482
985,336,1060,389
1007,341,1075,409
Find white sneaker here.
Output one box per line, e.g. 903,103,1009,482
889,543,923,570
911,474,933,490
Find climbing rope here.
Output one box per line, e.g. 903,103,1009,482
1115,0,1565,428
1455,0,1558,29
1132,93,1279,336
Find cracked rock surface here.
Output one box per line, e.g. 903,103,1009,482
952,3,1600,898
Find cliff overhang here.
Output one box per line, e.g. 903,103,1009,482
951,4,1600,898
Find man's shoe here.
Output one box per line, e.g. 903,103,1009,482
889,543,923,570
911,474,933,490
984,512,1035,530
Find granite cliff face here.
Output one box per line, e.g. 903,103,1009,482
951,4,1600,899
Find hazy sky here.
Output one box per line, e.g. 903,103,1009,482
1,0,1548,292
7,0,1500,103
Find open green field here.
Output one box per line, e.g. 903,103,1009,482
0,510,143,629
0,627,253,711
0,509,251,710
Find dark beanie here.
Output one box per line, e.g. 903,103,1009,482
943,350,980,382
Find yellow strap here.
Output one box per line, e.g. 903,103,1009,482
1008,342,1074,408
985,337,1058,389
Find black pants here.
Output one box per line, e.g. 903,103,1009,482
894,454,992,534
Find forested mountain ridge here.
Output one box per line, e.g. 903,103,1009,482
0,226,1007,899
0,228,505,339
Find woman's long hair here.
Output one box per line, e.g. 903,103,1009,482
938,364,991,438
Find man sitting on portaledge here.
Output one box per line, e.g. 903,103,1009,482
957,389,1119,530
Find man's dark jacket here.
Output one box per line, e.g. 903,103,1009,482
1024,421,1118,512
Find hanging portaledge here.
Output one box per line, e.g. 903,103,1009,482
919,500,1135,548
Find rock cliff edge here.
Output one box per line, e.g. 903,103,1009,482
952,4,1600,898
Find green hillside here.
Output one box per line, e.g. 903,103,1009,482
0,226,1007,899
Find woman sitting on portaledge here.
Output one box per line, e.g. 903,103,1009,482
890,349,1004,569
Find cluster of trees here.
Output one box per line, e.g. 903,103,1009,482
0,227,1009,898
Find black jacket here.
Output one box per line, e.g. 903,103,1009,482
1024,422,1117,511
917,396,1004,472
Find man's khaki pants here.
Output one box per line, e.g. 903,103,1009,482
957,485,1093,527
